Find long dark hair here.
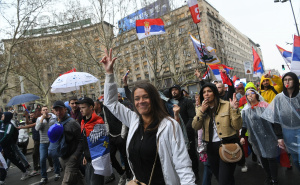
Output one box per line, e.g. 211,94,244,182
131,82,169,129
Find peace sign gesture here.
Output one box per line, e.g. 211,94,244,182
229,93,239,109
100,48,117,74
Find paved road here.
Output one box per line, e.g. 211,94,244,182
5,153,299,185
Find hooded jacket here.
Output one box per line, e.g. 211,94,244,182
169,85,196,134
0,112,17,147
259,75,283,103
282,72,299,98
238,82,258,108
193,83,242,142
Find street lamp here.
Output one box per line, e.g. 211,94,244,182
274,0,300,36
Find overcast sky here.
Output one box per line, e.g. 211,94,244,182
205,0,300,74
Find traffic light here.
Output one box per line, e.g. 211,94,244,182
282,65,285,70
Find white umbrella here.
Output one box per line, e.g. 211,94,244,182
51,72,98,93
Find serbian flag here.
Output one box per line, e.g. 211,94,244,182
209,64,233,82
252,47,264,77
136,19,166,40
291,35,300,75
190,34,221,65
276,45,292,64
187,0,201,24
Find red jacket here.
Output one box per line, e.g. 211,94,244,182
80,112,104,137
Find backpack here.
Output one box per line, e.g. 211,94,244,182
48,117,71,158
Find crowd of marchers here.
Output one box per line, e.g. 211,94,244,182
0,48,299,185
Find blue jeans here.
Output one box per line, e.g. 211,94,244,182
40,143,60,178
282,128,300,171
202,160,212,185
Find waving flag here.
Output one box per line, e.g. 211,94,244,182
187,0,201,24
252,47,264,77
202,68,210,79
276,45,292,64
190,34,221,65
291,35,300,75
209,64,233,81
136,19,166,40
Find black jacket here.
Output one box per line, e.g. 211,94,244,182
60,114,83,160
200,79,234,101
103,106,123,136
177,96,196,133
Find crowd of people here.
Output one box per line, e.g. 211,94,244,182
0,48,299,185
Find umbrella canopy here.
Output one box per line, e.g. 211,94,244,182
6,93,40,107
51,72,98,93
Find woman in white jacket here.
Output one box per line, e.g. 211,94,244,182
101,49,195,185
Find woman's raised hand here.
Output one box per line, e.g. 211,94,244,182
100,48,117,74
229,93,239,109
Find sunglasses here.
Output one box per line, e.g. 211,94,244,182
246,91,255,96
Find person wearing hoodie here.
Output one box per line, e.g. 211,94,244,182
241,89,279,185
77,97,112,185
0,112,30,181
169,84,199,182
262,72,300,171
238,82,257,109
259,73,283,104
192,83,242,185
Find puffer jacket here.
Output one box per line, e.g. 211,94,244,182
104,74,195,185
259,75,283,103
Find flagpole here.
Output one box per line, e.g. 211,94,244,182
196,24,209,81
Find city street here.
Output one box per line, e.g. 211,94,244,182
5,153,299,185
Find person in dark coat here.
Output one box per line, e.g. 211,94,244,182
169,84,198,182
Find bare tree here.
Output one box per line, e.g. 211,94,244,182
0,0,54,95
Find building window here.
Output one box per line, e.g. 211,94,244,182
136,74,141,80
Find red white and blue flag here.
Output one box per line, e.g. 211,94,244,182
252,47,264,77
291,35,300,75
187,0,201,24
136,19,166,40
276,45,292,64
202,68,210,79
208,64,233,82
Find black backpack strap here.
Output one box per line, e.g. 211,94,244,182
270,86,278,95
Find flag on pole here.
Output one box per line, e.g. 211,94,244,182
202,68,210,79
276,45,292,64
252,47,264,77
291,35,300,75
190,34,221,65
209,64,233,81
187,0,201,24
136,19,166,40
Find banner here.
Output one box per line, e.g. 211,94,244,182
244,61,252,74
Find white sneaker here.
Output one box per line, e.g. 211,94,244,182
241,165,248,172
118,173,126,185
20,171,30,180
46,167,54,173
0,181,5,184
